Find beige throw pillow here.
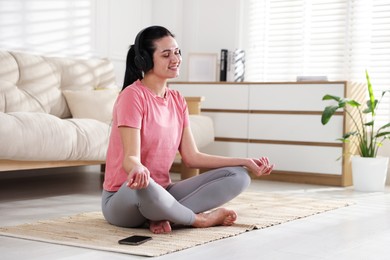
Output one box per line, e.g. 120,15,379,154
63,88,119,124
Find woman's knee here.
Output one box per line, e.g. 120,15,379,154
101,189,146,228
234,166,251,189
223,166,251,193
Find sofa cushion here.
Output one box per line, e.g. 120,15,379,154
0,80,60,114
0,51,19,83
46,56,116,91
9,52,69,118
0,51,68,117
0,51,117,119
63,88,119,124
0,112,110,161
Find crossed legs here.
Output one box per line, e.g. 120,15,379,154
101,166,251,233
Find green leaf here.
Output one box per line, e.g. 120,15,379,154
363,99,378,114
377,122,390,132
322,95,341,101
346,99,361,107
365,70,376,117
321,105,339,125
381,90,390,98
337,138,350,143
364,121,374,126
375,131,390,138
362,108,370,114
343,131,358,139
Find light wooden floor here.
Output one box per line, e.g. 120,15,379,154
0,166,389,260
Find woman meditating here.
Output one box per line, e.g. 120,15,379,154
101,25,274,234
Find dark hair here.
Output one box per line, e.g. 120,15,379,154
122,26,175,90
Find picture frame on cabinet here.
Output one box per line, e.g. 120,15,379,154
187,53,218,82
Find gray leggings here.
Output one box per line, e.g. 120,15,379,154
101,166,251,228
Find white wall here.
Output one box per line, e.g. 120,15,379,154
95,0,153,87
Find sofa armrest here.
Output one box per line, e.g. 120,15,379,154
185,96,205,115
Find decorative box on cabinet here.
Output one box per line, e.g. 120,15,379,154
168,81,365,186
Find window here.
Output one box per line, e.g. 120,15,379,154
244,0,390,127
0,0,94,57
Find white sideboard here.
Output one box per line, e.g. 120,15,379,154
168,81,365,186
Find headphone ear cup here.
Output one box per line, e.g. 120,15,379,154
134,49,153,71
141,49,153,71
134,54,146,71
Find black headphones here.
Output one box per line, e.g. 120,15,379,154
134,28,153,72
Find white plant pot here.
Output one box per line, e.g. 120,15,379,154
351,156,389,192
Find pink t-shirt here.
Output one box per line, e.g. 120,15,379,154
103,80,189,191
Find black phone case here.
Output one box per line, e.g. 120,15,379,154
118,235,152,245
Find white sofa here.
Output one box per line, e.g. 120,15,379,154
0,51,214,179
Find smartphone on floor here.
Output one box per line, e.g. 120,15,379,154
118,235,152,245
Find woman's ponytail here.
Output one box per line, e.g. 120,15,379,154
122,45,143,90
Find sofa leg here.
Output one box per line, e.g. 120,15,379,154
180,162,199,180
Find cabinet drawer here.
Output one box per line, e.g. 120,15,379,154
169,84,249,109
202,141,248,158
249,83,345,111
248,143,343,175
248,114,343,143
203,112,248,138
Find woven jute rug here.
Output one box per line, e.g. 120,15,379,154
0,192,350,257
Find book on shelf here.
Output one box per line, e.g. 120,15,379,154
219,49,228,81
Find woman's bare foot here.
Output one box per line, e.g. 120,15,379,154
149,220,172,234
192,208,237,228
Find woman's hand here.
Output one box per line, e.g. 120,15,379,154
127,165,150,189
247,157,274,176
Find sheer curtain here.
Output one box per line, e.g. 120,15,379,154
244,0,390,126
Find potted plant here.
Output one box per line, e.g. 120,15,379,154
321,70,390,191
